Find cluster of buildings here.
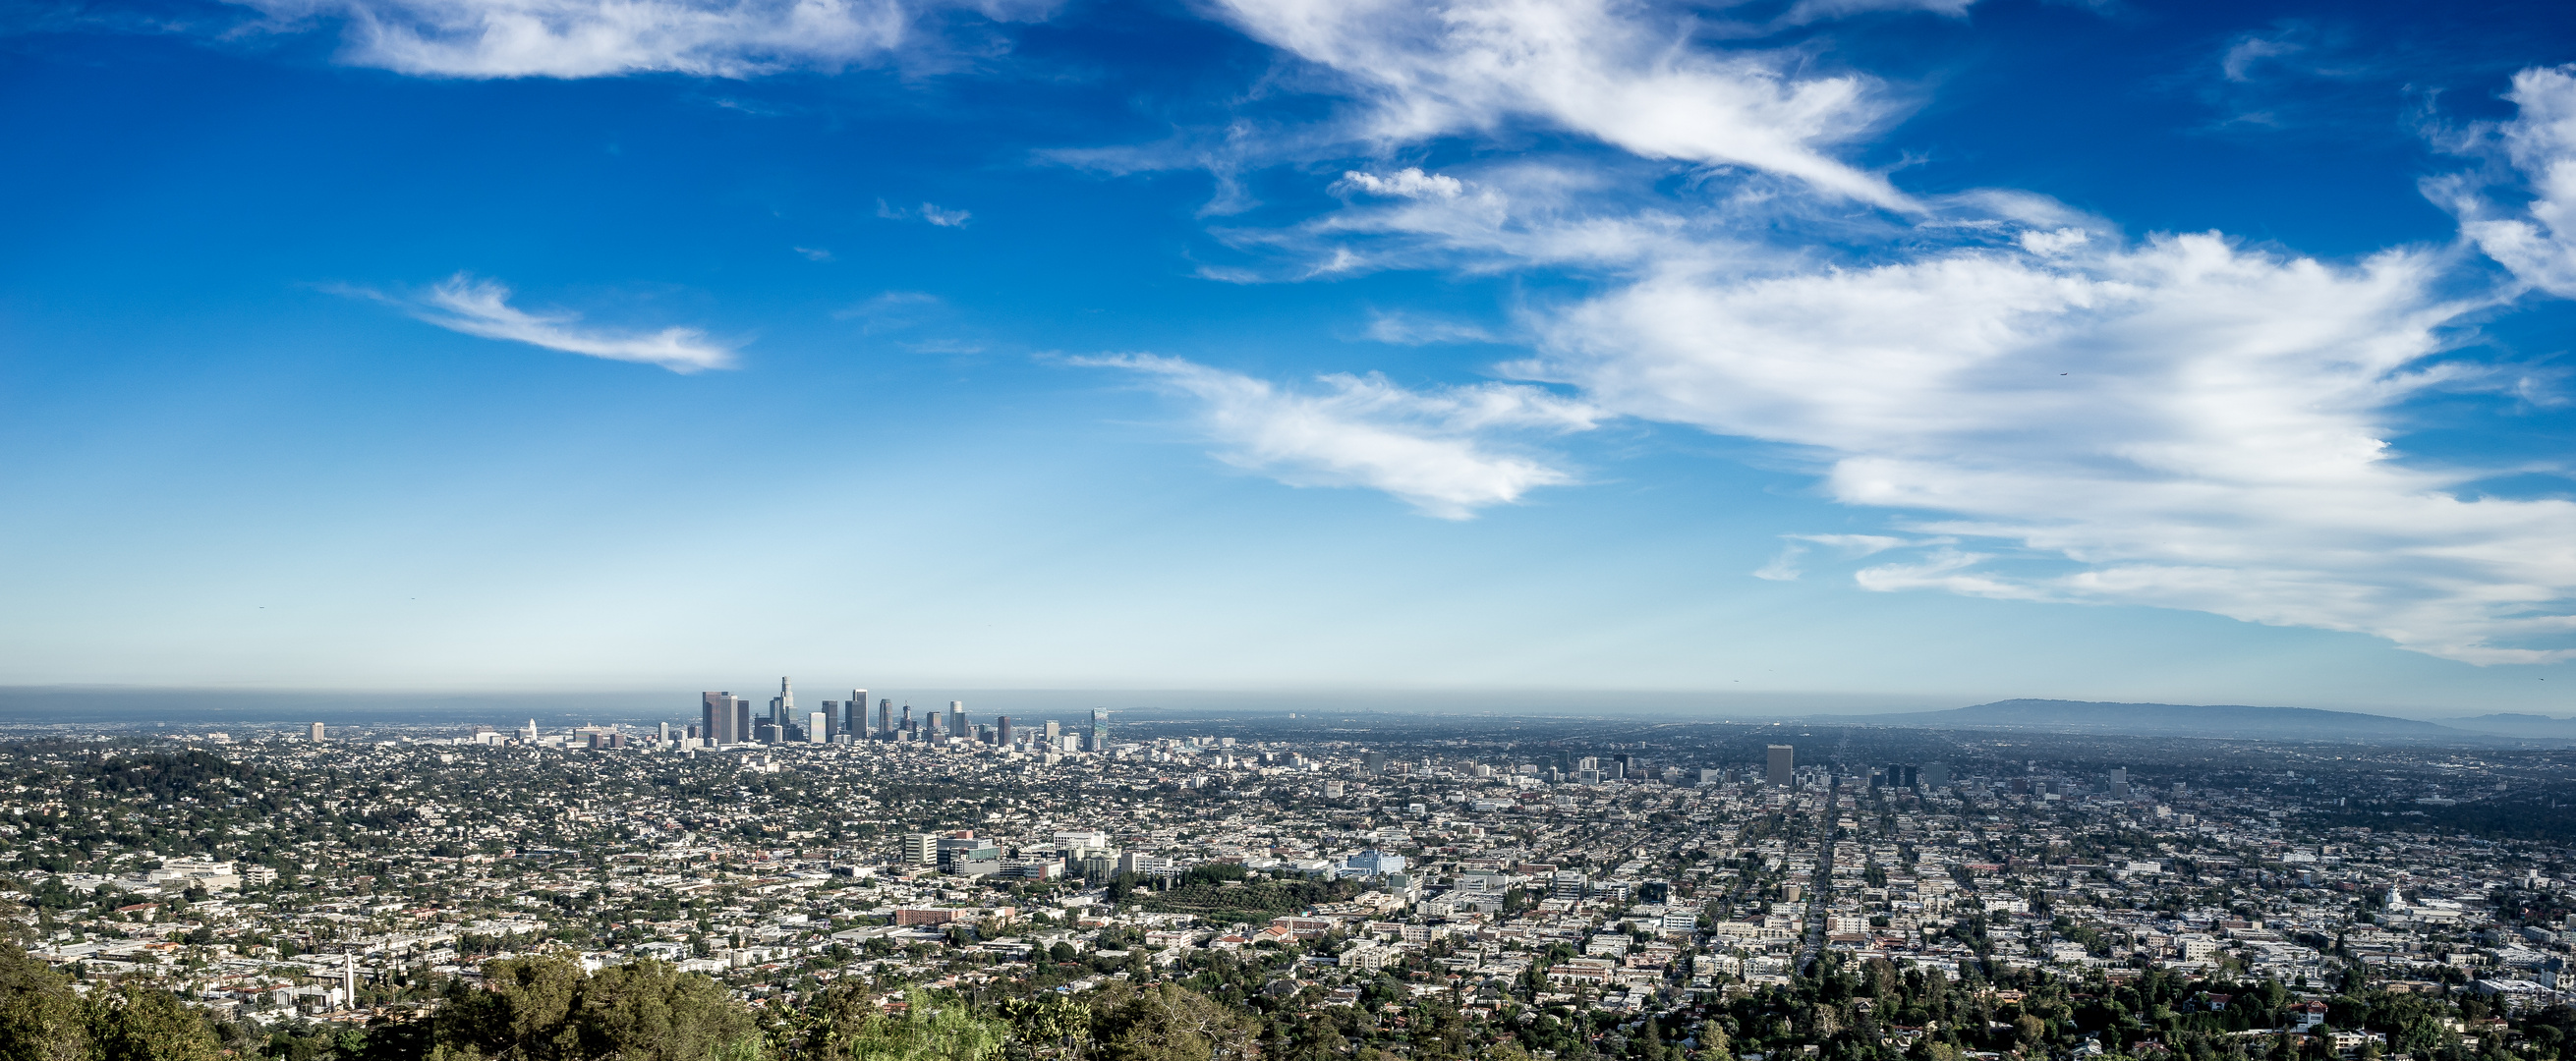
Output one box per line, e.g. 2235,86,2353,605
1,711,2567,1050
683,681,1109,754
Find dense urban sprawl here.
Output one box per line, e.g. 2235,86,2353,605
2,702,2572,1061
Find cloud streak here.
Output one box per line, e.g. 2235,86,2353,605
1075,354,1597,519
365,273,739,372
2443,65,2576,297
236,0,1049,78
1203,0,1915,208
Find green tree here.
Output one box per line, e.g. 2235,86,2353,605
80,981,223,1061
1086,983,1254,1061
427,956,758,1061
801,989,1006,1061
0,941,83,1061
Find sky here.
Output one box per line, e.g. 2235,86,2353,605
5,0,2576,716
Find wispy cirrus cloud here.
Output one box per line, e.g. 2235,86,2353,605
232,0,1058,78
1201,0,1916,209
877,198,973,227
350,272,738,372
1752,533,1929,581
1362,310,1501,346
2440,64,2576,297
243,0,886,78
1072,354,1598,519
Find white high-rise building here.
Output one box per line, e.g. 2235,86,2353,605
806,712,826,744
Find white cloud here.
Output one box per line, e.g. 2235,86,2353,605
376,272,738,372
1751,544,1806,581
2444,65,2576,297
2218,35,2303,83
877,198,973,226
1203,0,1914,208
236,0,1014,78
1753,533,1925,581
1777,0,1975,26
1336,167,1466,199
1363,311,1500,346
1074,354,1598,519
1514,233,2576,663
1223,161,1749,280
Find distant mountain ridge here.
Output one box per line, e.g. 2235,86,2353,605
2442,712,2576,739
1860,698,2477,743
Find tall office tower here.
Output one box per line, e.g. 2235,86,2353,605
947,701,967,740
899,703,913,733
877,698,892,739
900,833,938,866
309,722,326,742
820,701,838,738
997,716,1013,749
806,711,827,745
1089,708,1107,752
845,690,869,739
701,693,732,744
658,722,672,744
1766,744,1795,787
926,712,945,740
1576,756,1598,772
1044,720,1061,744
769,677,795,733
1364,752,1388,774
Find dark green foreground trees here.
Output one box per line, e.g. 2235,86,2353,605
0,943,1252,1061
0,942,221,1061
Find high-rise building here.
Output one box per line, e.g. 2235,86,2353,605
947,701,967,741
900,833,938,866
1364,752,1389,774
1044,720,1061,744
806,711,826,745
844,690,868,740
768,677,795,738
309,722,326,742
701,692,750,745
1766,744,1795,787
1089,708,1107,752
877,698,892,739
658,722,672,744
1921,761,1950,788
997,716,1013,749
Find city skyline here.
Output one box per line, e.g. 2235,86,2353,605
8,0,2576,712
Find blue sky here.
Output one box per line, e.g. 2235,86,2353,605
6,0,2576,714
